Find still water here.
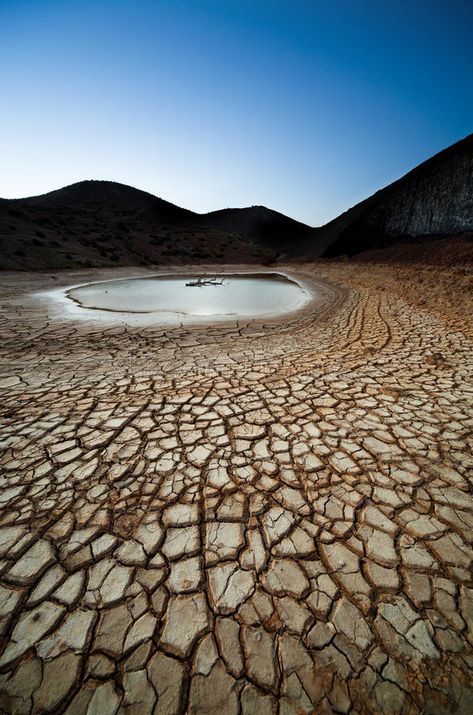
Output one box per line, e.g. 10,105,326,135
67,273,309,318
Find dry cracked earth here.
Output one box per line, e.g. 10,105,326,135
0,262,472,714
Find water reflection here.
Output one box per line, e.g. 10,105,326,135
67,272,308,318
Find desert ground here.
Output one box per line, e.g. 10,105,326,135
0,261,472,714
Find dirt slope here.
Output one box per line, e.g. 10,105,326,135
0,181,313,270
315,133,473,257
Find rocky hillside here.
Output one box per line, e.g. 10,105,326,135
316,133,473,257
202,205,313,251
0,181,314,270
2,133,471,269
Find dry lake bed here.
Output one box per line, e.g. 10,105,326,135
0,262,472,714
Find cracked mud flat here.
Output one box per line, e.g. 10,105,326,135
0,262,472,714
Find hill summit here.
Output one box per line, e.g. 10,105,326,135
310,132,473,258
0,181,313,269
1,133,471,269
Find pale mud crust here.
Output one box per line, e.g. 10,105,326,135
0,262,472,714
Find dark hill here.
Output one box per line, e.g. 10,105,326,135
311,133,473,258
0,181,313,269
2,133,471,269
23,180,196,223
202,206,314,250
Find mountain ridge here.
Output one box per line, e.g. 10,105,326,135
315,132,473,257
0,180,313,269
1,132,471,269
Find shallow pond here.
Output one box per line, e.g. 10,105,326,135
67,272,309,319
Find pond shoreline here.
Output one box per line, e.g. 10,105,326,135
31,266,330,326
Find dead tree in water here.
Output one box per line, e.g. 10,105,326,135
186,273,225,287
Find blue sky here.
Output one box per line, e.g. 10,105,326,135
0,0,471,225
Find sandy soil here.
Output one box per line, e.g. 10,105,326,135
0,262,472,714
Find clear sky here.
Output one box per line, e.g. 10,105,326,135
0,0,471,225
